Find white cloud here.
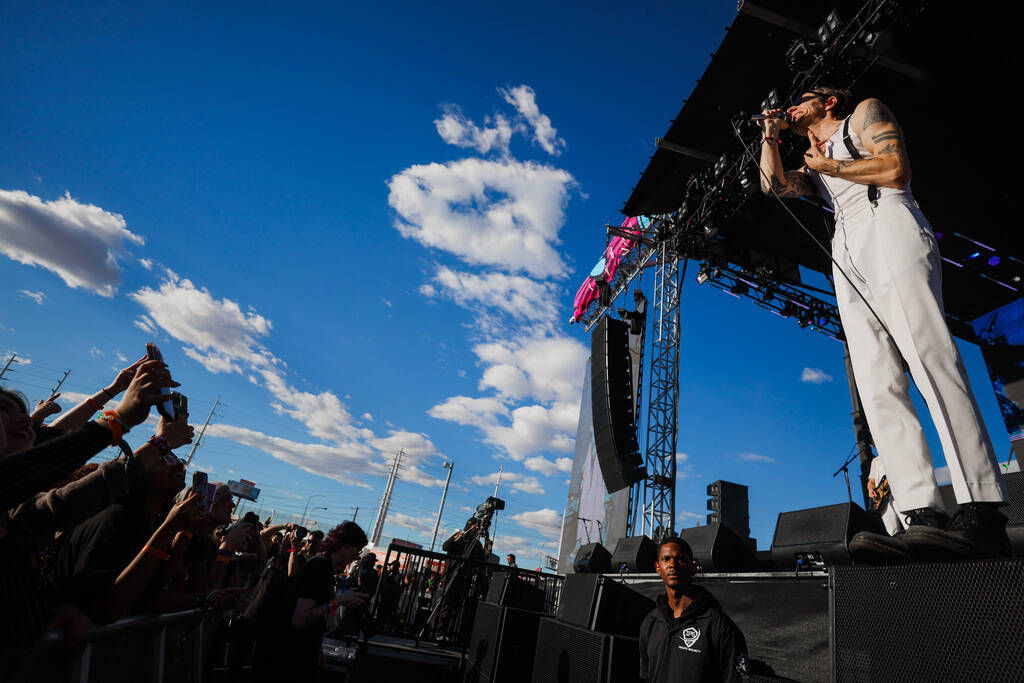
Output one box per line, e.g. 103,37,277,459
89,347,103,358
801,367,833,384
507,508,561,536
0,190,143,297
421,265,560,325
138,258,153,270
206,423,382,488
499,85,565,156
361,412,373,422
435,104,519,156
475,334,586,405
114,349,128,362
130,277,274,374
388,512,438,537
468,470,546,495
388,157,574,279
523,455,573,476
17,289,46,305
738,453,776,463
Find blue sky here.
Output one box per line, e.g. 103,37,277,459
1,2,1011,564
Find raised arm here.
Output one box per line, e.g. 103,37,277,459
804,98,911,188
758,109,815,198
49,358,145,433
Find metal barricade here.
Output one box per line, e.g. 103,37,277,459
5,609,206,683
368,543,563,647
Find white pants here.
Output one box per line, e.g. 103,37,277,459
832,196,1007,512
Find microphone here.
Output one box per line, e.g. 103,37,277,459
749,112,792,122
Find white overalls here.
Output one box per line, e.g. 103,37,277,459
807,119,1008,512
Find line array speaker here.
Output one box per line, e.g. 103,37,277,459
591,317,644,493
485,571,545,612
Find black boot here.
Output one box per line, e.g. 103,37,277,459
904,503,1009,560
849,508,948,565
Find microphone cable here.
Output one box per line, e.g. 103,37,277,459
728,118,892,339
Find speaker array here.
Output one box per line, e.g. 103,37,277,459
590,317,644,493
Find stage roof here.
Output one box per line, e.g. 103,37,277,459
621,1,1022,324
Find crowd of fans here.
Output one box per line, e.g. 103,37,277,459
0,354,371,681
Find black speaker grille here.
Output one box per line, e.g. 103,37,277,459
833,559,1024,682
531,618,607,683
466,600,503,682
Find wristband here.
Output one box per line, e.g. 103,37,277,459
148,435,173,457
177,530,194,541
143,545,171,561
101,410,130,444
763,136,781,144
85,397,104,412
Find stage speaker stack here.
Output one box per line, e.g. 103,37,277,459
554,573,653,637
485,570,545,612
678,522,758,572
591,317,645,493
464,600,543,683
832,558,1024,681
771,502,883,571
706,480,750,540
530,617,639,683
573,542,611,573
610,535,656,573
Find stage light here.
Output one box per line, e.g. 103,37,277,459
696,263,710,285
703,225,719,241
760,89,781,113
969,252,980,259
818,10,841,45
989,255,1001,267
714,153,728,178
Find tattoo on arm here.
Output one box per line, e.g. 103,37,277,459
875,142,899,155
862,99,895,129
829,160,858,176
871,131,900,144
770,171,813,198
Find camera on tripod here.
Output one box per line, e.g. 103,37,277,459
474,496,505,525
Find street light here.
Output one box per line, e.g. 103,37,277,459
305,506,328,526
300,494,326,526
429,462,454,553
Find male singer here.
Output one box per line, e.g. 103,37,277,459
758,87,1008,561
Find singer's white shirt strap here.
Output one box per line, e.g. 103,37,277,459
815,119,1008,512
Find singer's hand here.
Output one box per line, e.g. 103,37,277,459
760,108,789,135
803,130,833,174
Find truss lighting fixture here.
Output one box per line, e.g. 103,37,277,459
785,38,818,73
989,255,1001,267
714,153,729,178
818,9,841,45
696,263,710,285
760,89,781,113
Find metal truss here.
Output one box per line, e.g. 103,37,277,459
697,261,845,341
636,239,683,540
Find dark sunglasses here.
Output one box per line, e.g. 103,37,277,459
791,91,830,107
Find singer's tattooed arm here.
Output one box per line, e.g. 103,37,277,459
767,170,814,198
808,98,910,187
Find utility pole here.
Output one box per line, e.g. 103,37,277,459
50,369,71,396
489,465,504,555
352,506,359,523
429,462,454,552
370,449,404,547
0,353,18,380
185,397,220,467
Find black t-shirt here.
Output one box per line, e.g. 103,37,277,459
50,500,159,622
289,554,334,669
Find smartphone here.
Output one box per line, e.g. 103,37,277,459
192,471,209,514
145,342,176,421
172,393,188,420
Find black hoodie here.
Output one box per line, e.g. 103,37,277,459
639,585,748,683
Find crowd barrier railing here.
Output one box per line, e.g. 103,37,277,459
362,543,564,647
5,608,207,683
